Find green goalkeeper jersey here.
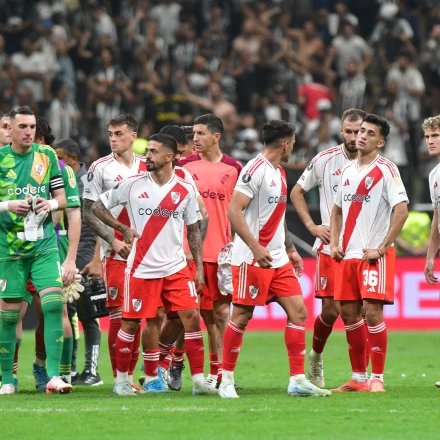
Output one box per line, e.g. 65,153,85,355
55,161,81,262
0,143,64,260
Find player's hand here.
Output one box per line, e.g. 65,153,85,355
362,248,381,263
111,238,132,260
288,250,303,277
7,200,31,216
194,268,205,293
424,259,438,285
185,250,194,263
309,225,330,244
121,226,139,245
81,259,102,280
252,243,273,268
61,259,77,285
35,197,53,213
330,244,345,261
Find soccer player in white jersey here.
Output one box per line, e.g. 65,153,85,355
83,114,146,391
91,133,217,396
291,108,366,387
329,114,409,393
422,115,440,388
219,120,331,399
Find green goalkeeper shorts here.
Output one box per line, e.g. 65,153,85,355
0,251,63,302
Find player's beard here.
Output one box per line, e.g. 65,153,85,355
344,138,357,154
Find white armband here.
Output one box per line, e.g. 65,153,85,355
0,201,9,213
48,199,59,211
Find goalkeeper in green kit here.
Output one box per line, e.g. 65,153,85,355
0,106,71,395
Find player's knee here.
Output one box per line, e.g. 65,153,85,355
365,309,383,326
321,306,339,325
291,303,308,323
122,319,140,334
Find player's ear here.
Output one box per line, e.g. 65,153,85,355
378,139,386,149
214,132,221,143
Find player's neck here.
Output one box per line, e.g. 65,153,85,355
261,149,282,169
150,166,173,186
357,151,378,169
11,142,32,155
113,150,134,167
199,147,222,163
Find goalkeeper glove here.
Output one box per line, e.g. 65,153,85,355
61,267,85,304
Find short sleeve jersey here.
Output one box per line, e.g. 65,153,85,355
429,163,440,232
0,143,63,260
56,161,81,262
177,153,242,262
334,155,409,259
100,172,200,279
298,144,351,255
83,153,146,261
231,154,289,268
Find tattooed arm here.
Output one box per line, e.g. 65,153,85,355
83,198,115,244
284,219,303,277
187,222,205,292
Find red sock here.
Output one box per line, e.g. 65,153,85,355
217,363,222,383
344,319,367,373
172,347,185,363
312,315,334,354
115,329,135,373
209,352,218,376
143,349,160,377
367,321,387,377
109,308,122,378
184,330,205,375
129,326,141,375
13,341,19,375
159,342,173,368
161,353,172,370
285,323,306,375
222,321,245,372
35,328,46,361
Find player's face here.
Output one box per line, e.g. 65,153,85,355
193,124,220,153
55,148,75,167
281,135,296,162
356,122,384,155
0,117,11,146
108,124,136,155
146,140,174,171
10,114,36,149
341,118,362,154
425,128,440,158
172,143,187,166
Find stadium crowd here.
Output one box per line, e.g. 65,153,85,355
1,0,440,201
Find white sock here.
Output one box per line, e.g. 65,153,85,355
309,349,322,360
34,358,46,367
222,370,234,382
208,374,217,381
143,375,158,385
192,373,204,384
352,372,368,383
64,374,72,384
370,373,383,382
128,375,133,384
290,374,306,384
116,370,129,383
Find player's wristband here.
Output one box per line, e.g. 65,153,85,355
377,248,384,257
48,199,59,211
0,201,9,213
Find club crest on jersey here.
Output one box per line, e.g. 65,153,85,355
171,192,181,204
320,277,327,290
35,164,45,176
220,173,230,186
108,287,118,300
365,177,374,190
249,285,259,299
242,173,251,183
87,172,94,182
132,299,142,312
0,279,6,291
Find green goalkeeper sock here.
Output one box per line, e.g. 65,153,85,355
0,310,20,385
41,292,64,378
60,336,73,377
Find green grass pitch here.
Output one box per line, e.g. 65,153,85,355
1,331,440,440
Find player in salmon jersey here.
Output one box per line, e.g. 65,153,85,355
83,114,146,392
290,108,366,387
91,134,217,396
218,120,332,399
178,114,242,385
422,115,440,388
330,114,409,393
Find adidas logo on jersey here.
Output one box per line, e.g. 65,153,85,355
332,169,342,176
138,191,149,199
6,169,16,179
270,180,277,187
114,175,123,182
367,286,376,292
193,174,199,180
343,179,350,186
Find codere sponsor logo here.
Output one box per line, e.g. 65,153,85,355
268,195,287,204
8,185,46,196
138,206,179,218
200,189,225,200
344,193,371,202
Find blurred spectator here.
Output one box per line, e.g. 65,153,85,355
421,24,440,115
35,1,67,21
232,19,263,64
327,1,358,39
149,0,181,47
88,3,117,43
173,22,199,72
231,128,263,166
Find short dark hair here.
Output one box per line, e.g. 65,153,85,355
10,106,34,120
107,114,138,132
1,111,11,119
362,114,390,139
148,133,178,155
342,108,367,123
36,115,55,145
53,138,81,159
261,120,296,146
193,114,224,135
159,125,188,145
